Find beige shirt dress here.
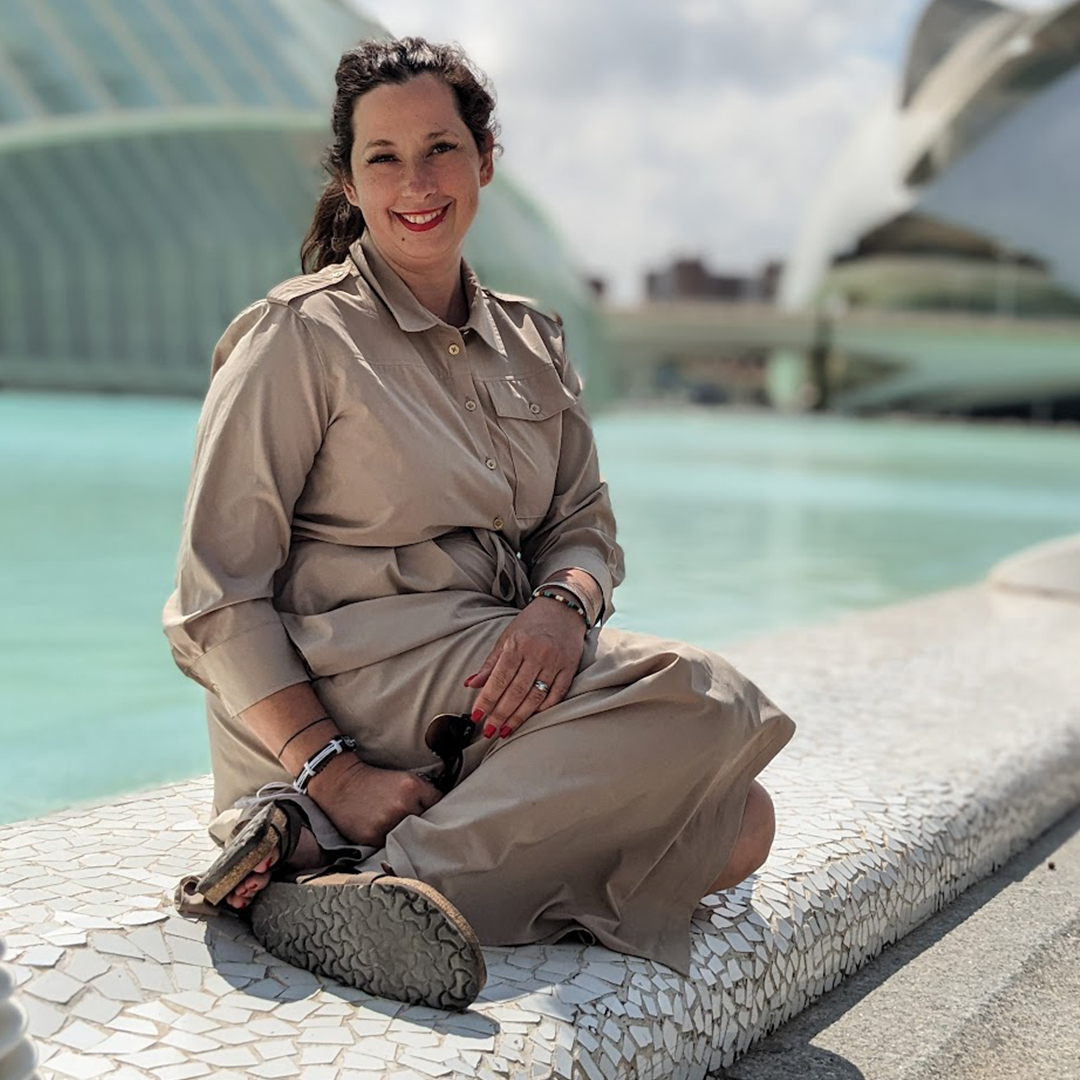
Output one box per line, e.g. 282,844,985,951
163,232,795,975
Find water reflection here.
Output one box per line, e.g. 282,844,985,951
597,408,1080,647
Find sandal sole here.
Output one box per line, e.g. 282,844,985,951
249,875,486,1011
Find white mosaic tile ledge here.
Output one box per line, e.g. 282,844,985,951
3,578,1080,1080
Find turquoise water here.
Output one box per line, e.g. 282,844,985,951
2,391,1078,825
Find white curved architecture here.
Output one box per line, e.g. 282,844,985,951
0,1,602,399
778,0,1080,413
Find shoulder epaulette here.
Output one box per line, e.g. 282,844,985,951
267,260,354,304
484,287,563,327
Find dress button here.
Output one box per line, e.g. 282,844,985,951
465,399,477,411
485,458,497,470
528,402,541,414
448,343,461,356
493,517,504,530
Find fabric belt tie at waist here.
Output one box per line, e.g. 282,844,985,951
472,528,532,608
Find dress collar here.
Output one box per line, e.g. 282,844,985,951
349,231,506,356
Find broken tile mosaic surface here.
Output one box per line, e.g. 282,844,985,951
2,584,1079,1078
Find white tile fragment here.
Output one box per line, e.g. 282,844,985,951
256,1039,297,1060
53,1020,108,1051
247,1060,302,1079
105,1014,158,1036
154,1064,213,1080
69,991,123,1024
299,1044,341,1065
162,1029,222,1053
118,909,169,926
91,967,143,1002
341,1051,386,1070
21,944,65,967
120,1047,188,1069
44,929,88,947
86,1030,158,1055
54,912,118,931
297,1026,354,1046
194,1046,261,1068
24,997,67,1039
43,1049,113,1079
24,969,84,1004
398,1054,453,1077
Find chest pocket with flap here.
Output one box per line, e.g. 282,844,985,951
484,367,578,521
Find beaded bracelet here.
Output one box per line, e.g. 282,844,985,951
531,586,590,626
535,579,597,628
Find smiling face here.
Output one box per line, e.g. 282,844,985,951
342,73,494,282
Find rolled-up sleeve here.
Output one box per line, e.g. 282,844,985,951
521,342,626,624
162,300,329,715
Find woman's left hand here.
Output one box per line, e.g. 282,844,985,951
465,597,587,739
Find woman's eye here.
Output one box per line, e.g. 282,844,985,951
431,142,458,155
367,153,396,164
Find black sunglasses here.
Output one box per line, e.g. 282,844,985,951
424,712,478,794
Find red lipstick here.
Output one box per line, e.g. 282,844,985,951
393,205,449,232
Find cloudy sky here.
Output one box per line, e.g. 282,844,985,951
353,0,1050,302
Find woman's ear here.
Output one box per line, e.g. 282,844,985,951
341,172,359,207
479,132,495,188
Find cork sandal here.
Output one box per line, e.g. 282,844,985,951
195,802,306,906
249,864,487,1011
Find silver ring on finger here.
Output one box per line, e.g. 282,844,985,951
533,679,551,695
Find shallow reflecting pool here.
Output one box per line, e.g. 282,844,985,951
2,391,1078,824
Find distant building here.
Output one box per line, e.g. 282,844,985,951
776,0,1080,414
645,258,781,303
613,256,782,406
0,0,603,399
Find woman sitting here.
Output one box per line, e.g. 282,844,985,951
164,36,795,1011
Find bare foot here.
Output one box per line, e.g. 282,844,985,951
226,828,323,910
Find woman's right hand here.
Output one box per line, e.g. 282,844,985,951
308,754,443,848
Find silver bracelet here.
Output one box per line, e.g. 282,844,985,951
293,735,357,795
531,580,598,629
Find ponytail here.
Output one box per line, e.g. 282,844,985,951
300,182,364,274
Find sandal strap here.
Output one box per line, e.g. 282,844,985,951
175,875,234,918
290,856,385,885
191,800,309,907
274,800,308,865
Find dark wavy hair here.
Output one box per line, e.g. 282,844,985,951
300,37,501,273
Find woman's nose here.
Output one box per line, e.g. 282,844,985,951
402,159,436,196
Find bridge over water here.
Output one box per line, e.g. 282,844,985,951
603,302,1080,413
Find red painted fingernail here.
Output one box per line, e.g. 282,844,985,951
499,726,511,739
483,724,496,739
471,709,485,722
